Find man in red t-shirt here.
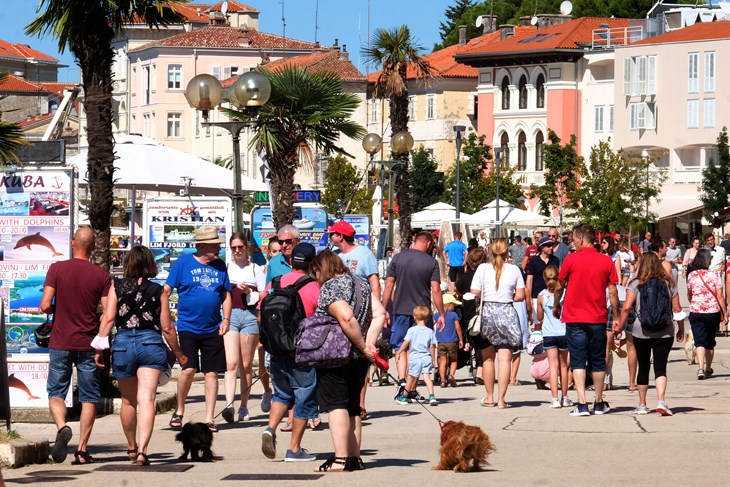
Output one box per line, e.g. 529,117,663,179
553,224,619,417
40,227,111,464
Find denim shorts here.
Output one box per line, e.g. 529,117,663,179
408,354,433,377
390,314,433,349
269,355,318,420
47,349,100,403
112,328,169,379
543,335,568,351
229,308,259,335
566,323,607,372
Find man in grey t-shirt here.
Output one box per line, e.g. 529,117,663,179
664,237,682,283
509,235,526,267
382,232,445,390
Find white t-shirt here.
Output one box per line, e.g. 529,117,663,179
228,261,266,290
709,245,726,271
471,262,525,303
617,250,634,271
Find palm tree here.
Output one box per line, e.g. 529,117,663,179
26,1,186,269
0,73,27,163
362,25,434,247
243,65,365,229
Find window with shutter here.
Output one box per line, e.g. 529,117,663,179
647,56,657,95
687,100,699,128
594,106,604,133
623,57,632,96
704,52,715,92
636,56,647,95
704,99,715,128
212,65,221,80
688,53,698,93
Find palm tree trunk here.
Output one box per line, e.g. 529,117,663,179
76,38,115,270
269,155,297,229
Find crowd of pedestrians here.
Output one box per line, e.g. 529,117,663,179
40,221,730,471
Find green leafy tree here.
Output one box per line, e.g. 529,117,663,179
321,155,371,215
700,127,730,220
410,146,443,211
435,0,476,50
27,0,187,269
243,66,365,229
442,133,523,214
0,73,27,163
528,129,585,227
362,25,434,247
574,140,666,232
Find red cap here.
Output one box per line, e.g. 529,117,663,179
327,220,356,237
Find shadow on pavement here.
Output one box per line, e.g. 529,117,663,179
365,457,430,469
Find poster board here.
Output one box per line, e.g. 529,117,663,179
343,215,370,248
250,204,329,255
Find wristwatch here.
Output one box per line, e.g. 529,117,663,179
222,317,230,321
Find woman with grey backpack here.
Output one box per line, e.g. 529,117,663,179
616,253,685,416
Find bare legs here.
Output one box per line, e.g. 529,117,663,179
239,334,259,407
50,397,95,454
118,368,162,456
627,333,638,391
481,346,496,404
547,348,570,399
224,332,259,410
175,368,218,424
497,348,513,406
509,352,521,385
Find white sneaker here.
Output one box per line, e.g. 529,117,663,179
561,396,573,407
633,405,648,415
549,398,562,408
655,401,673,416
238,406,250,421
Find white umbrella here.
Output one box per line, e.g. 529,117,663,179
464,200,545,225
67,134,267,195
411,202,471,228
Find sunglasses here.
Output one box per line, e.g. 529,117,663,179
280,238,297,245
230,245,246,251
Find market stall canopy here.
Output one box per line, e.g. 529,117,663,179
411,202,471,228
67,134,267,195
464,199,546,225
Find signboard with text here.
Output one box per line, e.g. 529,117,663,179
251,204,329,256
343,215,371,248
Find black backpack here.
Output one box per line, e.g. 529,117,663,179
639,279,672,332
259,274,315,355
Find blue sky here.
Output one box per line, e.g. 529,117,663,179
5,0,448,83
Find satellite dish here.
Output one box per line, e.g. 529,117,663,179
475,15,483,28
221,1,229,16
530,16,539,26
560,0,573,15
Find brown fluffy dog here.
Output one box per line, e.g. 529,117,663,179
432,421,496,472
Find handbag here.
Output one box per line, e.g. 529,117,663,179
34,315,54,348
295,276,364,368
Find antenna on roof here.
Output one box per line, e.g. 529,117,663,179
221,1,228,16
560,1,573,16
280,0,287,42
475,15,483,27
530,16,539,25
314,0,320,44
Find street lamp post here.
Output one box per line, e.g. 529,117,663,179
494,147,503,238
362,131,414,251
184,72,271,233
453,125,466,219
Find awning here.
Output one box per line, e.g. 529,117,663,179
650,198,704,220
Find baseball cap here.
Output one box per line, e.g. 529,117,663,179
327,220,355,237
537,236,554,249
291,243,316,266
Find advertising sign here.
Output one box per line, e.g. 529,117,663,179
1,168,74,356
343,215,370,248
251,205,329,255
7,359,72,407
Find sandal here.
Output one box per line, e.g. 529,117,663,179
359,408,368,421
206,422,218,433
135,452,151,466
480,398,496,407
280,421,293,432
71,450,95,465
316,456,350,472
497,402,512,409
308,417,323,430
705,368,714,377
127,448,138,461
697,368,706,380
169,413,183,430
346,456,366,470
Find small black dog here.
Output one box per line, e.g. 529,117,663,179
175,422,214,462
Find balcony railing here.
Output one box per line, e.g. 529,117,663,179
672,167,702,184
515,171,545,186
592,26,644,49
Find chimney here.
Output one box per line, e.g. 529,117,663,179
458,25,467,46
482,15,498,34
333,38,339,48
339,45,349,61
499,24,515,40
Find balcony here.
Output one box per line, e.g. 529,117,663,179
515,171,545,186
672,168,702,184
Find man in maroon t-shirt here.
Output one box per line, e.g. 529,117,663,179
40,227,111,464
553,224,619,417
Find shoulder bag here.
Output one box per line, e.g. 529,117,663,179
295,276,364,368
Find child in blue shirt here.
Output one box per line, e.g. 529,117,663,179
396,306,438,406
433,294,464,388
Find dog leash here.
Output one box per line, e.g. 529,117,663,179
213,370,269,420
372,352,445,429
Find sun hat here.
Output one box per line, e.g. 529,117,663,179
194,226,224,244
442,294,462,306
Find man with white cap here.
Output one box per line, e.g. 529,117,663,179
164,226,232,432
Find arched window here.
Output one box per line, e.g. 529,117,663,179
536,74,545,109
518,132,527,170
518,75,528,109
499,132,510,165
535,131,545,171
501,77,510,110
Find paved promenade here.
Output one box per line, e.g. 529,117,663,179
3,334,730,486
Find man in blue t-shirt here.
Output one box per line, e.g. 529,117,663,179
165,226,232,431
443,231,467,292
328,220,381,301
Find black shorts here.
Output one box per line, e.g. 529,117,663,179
689,312,720,349
179,331,226,373
316,358,370,416
448,266,465,283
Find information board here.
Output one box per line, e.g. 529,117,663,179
1,168,75,355
250,205,329,255
343,215,370,248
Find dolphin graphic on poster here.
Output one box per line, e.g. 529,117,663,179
8,374,41,400
14,232,63,257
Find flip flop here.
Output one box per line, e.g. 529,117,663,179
206,422,218,433
480,398,496,407
169,413,183,429
280,422,293,432
497,403,512,409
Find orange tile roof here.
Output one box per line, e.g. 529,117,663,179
18,113,55,127
205,1,258,13
0,39,57,62
0,74,46,93
260,50,365,82
125,2,258,24
131,26,318,52
457,17,633,60
38,82,77,97
632,20,730,46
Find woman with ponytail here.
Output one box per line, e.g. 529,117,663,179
470,238,526,408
